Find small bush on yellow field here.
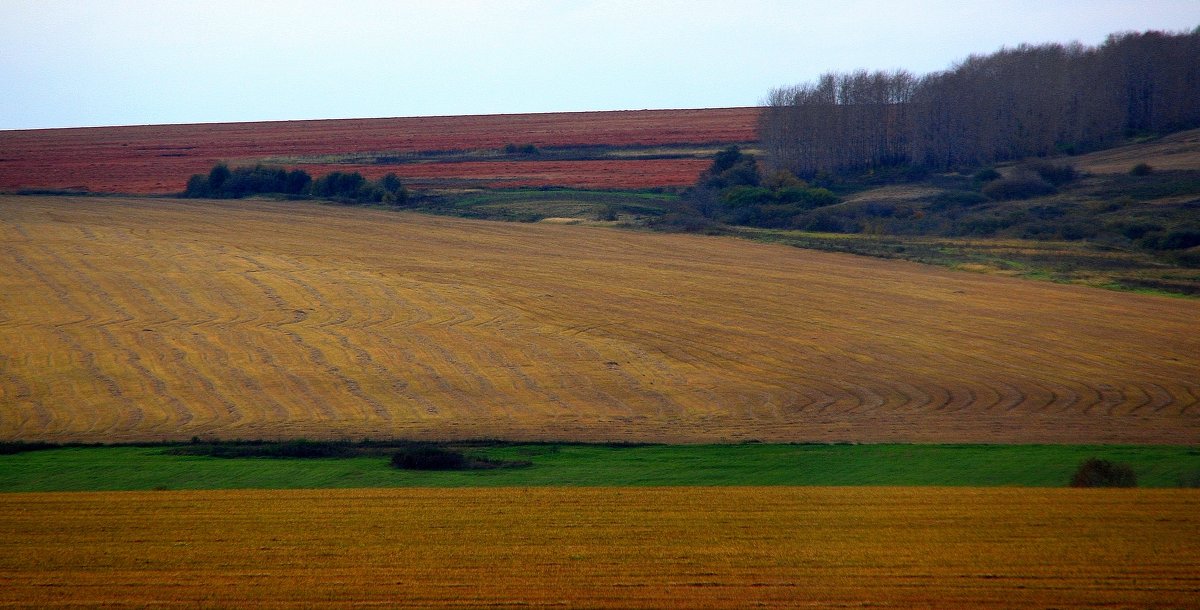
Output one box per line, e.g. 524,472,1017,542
1070,458,1137,487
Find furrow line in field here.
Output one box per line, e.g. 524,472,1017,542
888,379,931,413
151,251,294,425
1141,382,1177,415
6,247,132,435
992,380,1028,413
352,278,455,416
1088,384,1128,417
6,251,92,328
482,292,681,417
234,255,387,421
33,243,193,431
69,247,243,427
505,316,662,418
50,328,130,435
1118,383,1155,417
1180,382,1200,415
0,354,50,436
276,266,409,421
944,385,978,413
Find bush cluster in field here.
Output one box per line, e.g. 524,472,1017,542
660,146,1200,268
162,438,530,470
184,164,408,205
1070,457,1138,487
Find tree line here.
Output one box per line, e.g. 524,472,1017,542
184,164,408,205
760,28,1200,177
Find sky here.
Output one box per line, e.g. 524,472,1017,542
1,0,1198,130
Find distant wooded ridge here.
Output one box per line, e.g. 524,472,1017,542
760,28,1200,177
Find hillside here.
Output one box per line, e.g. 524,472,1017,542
2,195,1196,444
0,108,760,193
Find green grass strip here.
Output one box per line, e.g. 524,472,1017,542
1,443,1198,492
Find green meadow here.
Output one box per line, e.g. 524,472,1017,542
2,443,1198,492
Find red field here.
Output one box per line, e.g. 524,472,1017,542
0,108,759,194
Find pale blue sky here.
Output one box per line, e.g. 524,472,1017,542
1,0,1197,130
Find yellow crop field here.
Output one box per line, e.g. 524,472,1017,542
1,195,1198,444
0,487,1196,608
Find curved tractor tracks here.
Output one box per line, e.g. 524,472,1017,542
1,196,1197,444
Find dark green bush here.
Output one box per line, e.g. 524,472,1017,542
391,445,469,470
504,143,539,155
0,441,60,455
699,146,760,190
1118,222,1162,240
777,186,838,208
312,171,367,200
1130,163,1154,176
929,190,989,211
982,176,1057,200
168,439,355,459
1158,228,1200,250
972,168,1002,182
721,186,775,208
389,444,531,470
183,164,312,199
1023,159,1078,186
1070,458,1137,487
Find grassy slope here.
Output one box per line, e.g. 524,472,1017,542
2,444,1198,491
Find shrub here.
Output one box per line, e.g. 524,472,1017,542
969,168,998,182
183,164,312,199
167,439,355,459
982,176,1057,200
312,171,367,200
1157,228,1200,250
929,190,989,211
504,143,539,155
1118,222,1162,240
777,186,838,208
391,444,469,470
699,146,760,190
183,174,211,197
1178,470,1200,488
721,186,775,208
1069,458,1137,487
208,164,231,191
1130,163,1154,176
1024,159,1078,186
761,169,806,189
0,441,60,455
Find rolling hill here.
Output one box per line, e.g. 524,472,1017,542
0,108,760,193
2,195,1196,444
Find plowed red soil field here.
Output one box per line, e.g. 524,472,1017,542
0,108,759,194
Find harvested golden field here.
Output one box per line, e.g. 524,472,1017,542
0,487,1196,608
1,195,1198,444
1073,127,1200,174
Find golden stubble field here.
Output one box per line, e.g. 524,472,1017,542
1,195,1198,444
0,487,1196,608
